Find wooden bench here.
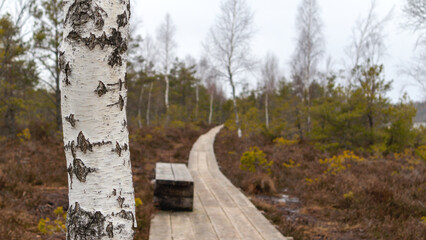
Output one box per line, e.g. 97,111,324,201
154,162,194,211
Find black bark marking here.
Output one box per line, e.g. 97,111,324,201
106,222,113,238
115,142,122,157
68,164,74,189
118,95,125,111
92,141,112,147
66,202,106,240
95,81,108,97
64,141,77,159
108,48,122,67
64,63,71,85
65,0,107,30
122,119,127,127
59,51,66,70
107,95,125,111
117,11,128,28
73,158,96,182
77,131,92,153
124,77,128,89
66,28,127,68
127,3,131,18
116,210,135,229
65,114,77,127
117,196,125,208
112,189,116,196
106,79,124,91
94,6,106,30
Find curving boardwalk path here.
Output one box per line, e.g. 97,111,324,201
149,125,291,240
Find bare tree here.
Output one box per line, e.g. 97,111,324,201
402,0,426,95
0,0,6,12
261,53,279,129
61,0,136,238
403,0,426,45
157,13,176,123
204,0,255,137
290,0,324,134
345,0,392,87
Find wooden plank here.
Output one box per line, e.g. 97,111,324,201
149,212,172,240
193,172,241,239
155,163,174,181
172,163,194,182
171,212,195,240
189,194,218,240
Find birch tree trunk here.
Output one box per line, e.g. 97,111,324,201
146,81,153,126
137,83,145,128
208,93,214,125
165,73,169,122
60,1,136,239
230,75,242,138
195,84,199,120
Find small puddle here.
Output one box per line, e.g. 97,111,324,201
255,193,300,204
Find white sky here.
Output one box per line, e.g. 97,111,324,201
131,0,423,102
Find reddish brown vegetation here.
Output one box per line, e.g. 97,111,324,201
0,124,206,240
214,127,426,240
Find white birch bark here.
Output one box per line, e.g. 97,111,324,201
137,83,145,128
60,0,136,239
208,94,214,125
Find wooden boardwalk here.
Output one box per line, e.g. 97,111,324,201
149,125,291,240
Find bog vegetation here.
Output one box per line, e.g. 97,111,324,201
0,0,425,239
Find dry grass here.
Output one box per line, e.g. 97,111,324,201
214,127,426,240
0,123,206,240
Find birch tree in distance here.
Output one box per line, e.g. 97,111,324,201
205,0,255,138
157,13,177,123
60,0,136,239
261,53,279,130
290,0,324,135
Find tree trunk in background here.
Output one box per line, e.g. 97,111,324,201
137,83,145,128
165,74,170,123
195,84,199,121
146,81,153,126
60,1,136,239
230,76,242,138
208,93,214,125
265,93,269,129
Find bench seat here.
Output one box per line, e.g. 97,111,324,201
154,162,194,211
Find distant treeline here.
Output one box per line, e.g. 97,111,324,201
0,0,425,155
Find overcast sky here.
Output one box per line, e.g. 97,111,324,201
131,0,423,102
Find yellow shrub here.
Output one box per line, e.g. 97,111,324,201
135,197,143,207
273,137,297,146
240,146,274,175
305,177,319,184
38,207,66,235
319,150,364,175
283,159,300,168
343,191,354,199
17,128,31,142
